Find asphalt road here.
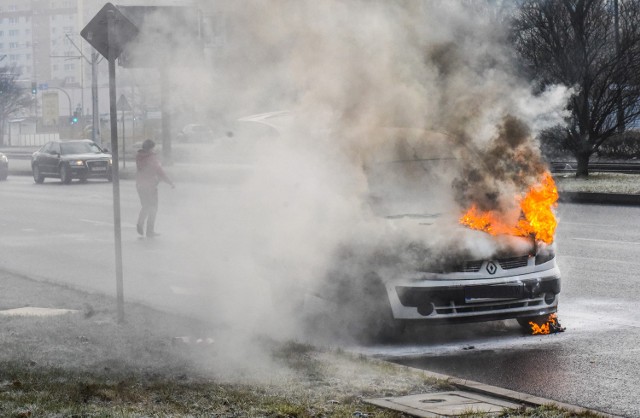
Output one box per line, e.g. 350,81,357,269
0,173,272,331
2,174,638,416
363,203,640,418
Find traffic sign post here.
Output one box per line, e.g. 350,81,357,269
81,3,138,324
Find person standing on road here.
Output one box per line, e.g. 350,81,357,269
136,139,174,238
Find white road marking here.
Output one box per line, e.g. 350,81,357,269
560,255,640,266
559,222,616,227
572,237,640,245
80,219,113,226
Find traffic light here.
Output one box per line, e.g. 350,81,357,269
70,109,80,125
31,82,37,95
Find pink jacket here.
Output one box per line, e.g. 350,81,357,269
136,150,172,189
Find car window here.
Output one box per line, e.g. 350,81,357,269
41,143,52,153
50,142,60,154
60,141,102,155
364,129,460,217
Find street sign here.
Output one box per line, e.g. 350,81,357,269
116,94,132,111
80,3,139,60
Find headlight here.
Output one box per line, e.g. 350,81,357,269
535,242,556,265
70,160,85,166
0,155,7,163
109,158,112,165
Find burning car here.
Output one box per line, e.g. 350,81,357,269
243,113,561,341
316,127,562,340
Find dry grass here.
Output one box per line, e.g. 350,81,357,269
554,172,640,194
0,272,603,417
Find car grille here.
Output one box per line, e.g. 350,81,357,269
87,160,108,169
497,255,530,270
453,260,483,272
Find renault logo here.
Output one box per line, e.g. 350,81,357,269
486,261,497,274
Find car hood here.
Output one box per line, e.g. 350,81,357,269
61,153,111,159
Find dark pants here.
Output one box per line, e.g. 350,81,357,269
137,185,158,235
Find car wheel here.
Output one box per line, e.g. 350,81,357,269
106,172,113,182
32,165,44,184
59,164,72,184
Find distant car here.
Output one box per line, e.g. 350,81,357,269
0,152,8,180
31,140,112,184
176,124,215,143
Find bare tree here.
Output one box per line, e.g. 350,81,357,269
0,65,33,147
511,0,640,177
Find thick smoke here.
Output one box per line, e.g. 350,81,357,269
123,0,569,345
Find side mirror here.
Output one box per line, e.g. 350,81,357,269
102,148,110,153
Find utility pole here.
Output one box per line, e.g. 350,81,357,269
91,51,101,145
65,34,102,145
614,0,625,132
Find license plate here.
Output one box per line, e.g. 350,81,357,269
91,166,107,171
465,284,523,302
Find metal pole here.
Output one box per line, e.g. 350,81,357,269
121,107,125,168
91,51,101,145
107,10,125,324
614,0,624,132
160,67,172,164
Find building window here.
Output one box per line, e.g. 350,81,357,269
64,63,75,71
8,17,18,25
0,31,4,37
63,26,73,33
9,42,18,48
9,30,19,37
9,54,17,61
65,76,75,83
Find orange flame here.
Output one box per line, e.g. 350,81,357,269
459,172,558,244
529,313,564,335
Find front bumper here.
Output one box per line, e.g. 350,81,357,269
68,160,111,178
386,265,561,323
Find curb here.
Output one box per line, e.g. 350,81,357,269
380,360,619,417
559,192,640,205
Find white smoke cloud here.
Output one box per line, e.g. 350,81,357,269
122,0,568,346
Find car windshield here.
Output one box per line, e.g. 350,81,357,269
365,129,461,218
60,142,103,155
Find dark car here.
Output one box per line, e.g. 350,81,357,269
0,152,8,180
32,140,112,184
